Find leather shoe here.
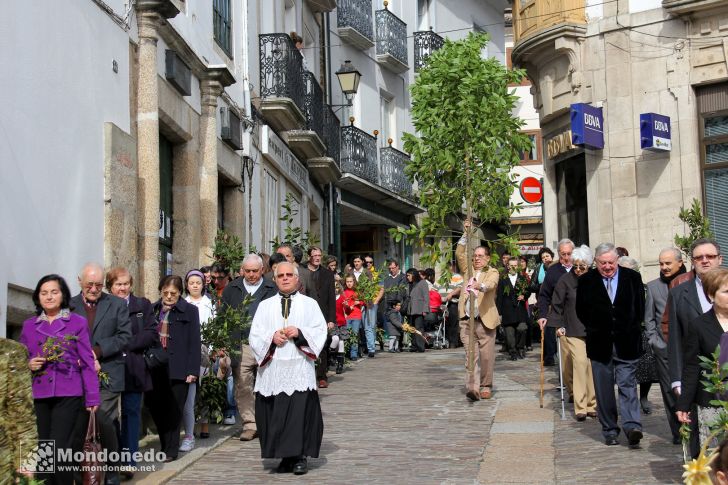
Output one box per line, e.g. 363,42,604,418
318,379,328,389
575,413,586,422
239,429,258,441
627,429,643,448
277,457,295,473
586,411,597,418
293,458,308,475
466,389,481,401
509,353,518,361
605,436,618,446
480,388,492,399
544,359,555,367
163,455,177,463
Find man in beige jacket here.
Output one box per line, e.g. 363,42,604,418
456,243,501,401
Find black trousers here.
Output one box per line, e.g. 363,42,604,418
446,302,461,347
544,326,557,363
145,366,189,459
316,335,332,381
35,396,83,485
410,314,426,351
504,322,528,354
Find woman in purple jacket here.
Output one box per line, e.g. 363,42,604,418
20,274,99,485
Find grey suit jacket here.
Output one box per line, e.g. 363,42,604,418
70,292,132,393
667,278,705,385
644,278,669,350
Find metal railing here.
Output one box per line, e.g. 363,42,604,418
303,72,324,141
341,125,378,184
259,34,305,114
375,7,408,66
337,0,374,43
323,106,340,166
413,30,444,72
379,146,411,196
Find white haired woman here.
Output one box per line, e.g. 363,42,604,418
547,245,597,421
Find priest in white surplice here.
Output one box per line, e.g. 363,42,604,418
249,262,327,475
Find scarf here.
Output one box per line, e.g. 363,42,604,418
659,264,687,285
158,303,173,349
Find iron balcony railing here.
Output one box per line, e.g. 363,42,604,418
379,146,411,196
341,125,378,184
259,34,305,114
303,71,325,141
413,30,444,72
375,6,408,66
323,106,340,166
337,0,374,43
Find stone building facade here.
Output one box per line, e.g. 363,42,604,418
512,0,728,277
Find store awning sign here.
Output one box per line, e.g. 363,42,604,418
640,113,671,151
570,103,604,149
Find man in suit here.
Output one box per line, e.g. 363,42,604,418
455,244,500,401
575,243,645,448
538,239,575,366
302,247,337,388
644,247,686,445
496,258,531,360
667,238,722,457
222,253,278,441
70,262,131,485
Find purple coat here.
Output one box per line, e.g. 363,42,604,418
19,311,100,407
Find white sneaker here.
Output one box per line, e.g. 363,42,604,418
223,416,236,425
179,436,195,452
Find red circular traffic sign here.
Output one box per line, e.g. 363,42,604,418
519,177,543,204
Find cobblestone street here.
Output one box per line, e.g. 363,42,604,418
140,347,684,484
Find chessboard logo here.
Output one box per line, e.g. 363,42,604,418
19,439,55,474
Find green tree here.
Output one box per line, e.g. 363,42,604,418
390,32,531,374
674,198,713,258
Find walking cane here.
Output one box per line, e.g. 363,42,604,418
539,326,545,408
556,335,566,420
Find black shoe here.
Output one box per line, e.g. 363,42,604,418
627,429,643,448
544,359,555,367
336,355,344,374
605,436,619,446
509,353,518,361
518,349,526,359
293,458,308,475
640,398,652,414
568,395,574,403
277,457,295,473
163,455,177,463
368,352,375,358
673,436,682,445
575,414,587,422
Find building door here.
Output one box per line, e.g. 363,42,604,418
159,136,174,278
555,154,589,246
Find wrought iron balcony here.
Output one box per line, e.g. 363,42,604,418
341,125,378,185
379,146,411,197
258,33,306,132
307,106,342,185
303,71,324,142
375,5,408,73
337,0,374,50
414,30,444,72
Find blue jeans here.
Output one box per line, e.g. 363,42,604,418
120,391,143,466
364,305,378,353
347,319,362,358
225,374,236,418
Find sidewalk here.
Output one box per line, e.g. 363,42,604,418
135,348,683,484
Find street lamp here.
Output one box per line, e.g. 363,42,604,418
334,60,361,107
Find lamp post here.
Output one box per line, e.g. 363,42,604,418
333,60,362,107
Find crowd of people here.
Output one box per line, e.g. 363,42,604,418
8,231,728,483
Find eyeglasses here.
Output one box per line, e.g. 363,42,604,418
276,272,295,278
365,261,373,265
573,264,589,270
213,276,228,281
693,254,720,261
84,283,104,290
162,291,179,297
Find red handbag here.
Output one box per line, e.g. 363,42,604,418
81,410,105,485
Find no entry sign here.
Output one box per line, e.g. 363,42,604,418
519,177,543,204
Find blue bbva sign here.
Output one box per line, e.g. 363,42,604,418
571,103,604,149
640,113,671,151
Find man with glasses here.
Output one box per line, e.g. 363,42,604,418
70,262,131,485
211,264,230,298
222,254,277,440
575,243,645,448
538,238,575,366
666,238,722,457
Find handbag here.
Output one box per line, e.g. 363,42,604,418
144,346,169,369
81,411,105,485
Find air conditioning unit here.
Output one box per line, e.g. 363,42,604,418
220,108,243,150
165,49,191,96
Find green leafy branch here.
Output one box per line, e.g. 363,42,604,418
674,198,713,259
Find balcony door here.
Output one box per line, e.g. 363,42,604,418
417,0,431,30
380,92,395,147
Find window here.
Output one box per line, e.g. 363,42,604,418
262,169,279,251
519,131,541,164
380,93,395,147
701,112,728,259
213,0,232,57
417,0,431,30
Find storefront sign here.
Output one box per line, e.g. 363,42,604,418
570,103,604,149
640,113,671,151
546,130,576,159
260,125,308,193
519,177,543,204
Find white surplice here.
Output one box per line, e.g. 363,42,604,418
249,292,327,397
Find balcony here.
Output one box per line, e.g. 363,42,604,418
305,0,336,13
341,125,378,184
282,71,326,161
258,33,305,132
379,146,411,197
512,0,586,43
375,6,408,73
337,0,375,50
413,30,444,72
307,105,342,185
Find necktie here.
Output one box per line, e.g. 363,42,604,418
607,278,614,302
